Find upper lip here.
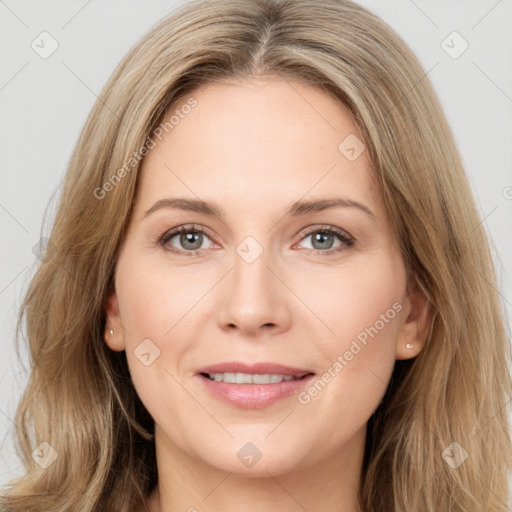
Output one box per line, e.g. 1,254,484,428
196,361,314,378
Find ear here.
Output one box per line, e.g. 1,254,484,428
395,277,432,360
104,289,126,352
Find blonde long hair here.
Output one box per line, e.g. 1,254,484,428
2,0,511,510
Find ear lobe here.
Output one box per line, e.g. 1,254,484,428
104,290,126,352
396,278,432,360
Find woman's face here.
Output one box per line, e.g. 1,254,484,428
106,76,426,477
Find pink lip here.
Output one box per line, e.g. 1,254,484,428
195,361,315,409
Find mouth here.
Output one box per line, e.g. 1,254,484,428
194,362,316,409
195,361,314,379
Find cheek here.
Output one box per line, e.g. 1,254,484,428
113,257,188,404
114,254,227,417
293,250,405,347
293,253,405,435
117,254,206,342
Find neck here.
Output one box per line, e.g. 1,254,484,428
148,423,366,512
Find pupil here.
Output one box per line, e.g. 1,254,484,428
313,232,333,250
181,232,202,250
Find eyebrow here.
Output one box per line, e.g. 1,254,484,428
143,196,377,222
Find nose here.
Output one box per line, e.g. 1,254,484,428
216,243,291,337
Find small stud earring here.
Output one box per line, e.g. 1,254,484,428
406,343,414,349
109,328,114,336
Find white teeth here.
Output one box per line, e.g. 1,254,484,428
207,372,298,384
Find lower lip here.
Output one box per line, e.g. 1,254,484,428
196,373,315,409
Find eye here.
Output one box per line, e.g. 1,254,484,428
295,225,354,255
159,224,215,257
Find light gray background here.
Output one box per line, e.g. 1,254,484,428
1,0,511,486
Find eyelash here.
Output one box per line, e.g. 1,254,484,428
158,223,355,258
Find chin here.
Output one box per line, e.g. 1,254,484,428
198,442,308,477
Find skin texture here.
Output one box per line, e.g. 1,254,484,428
105,76,431,512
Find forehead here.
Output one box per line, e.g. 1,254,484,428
135,77,380,218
